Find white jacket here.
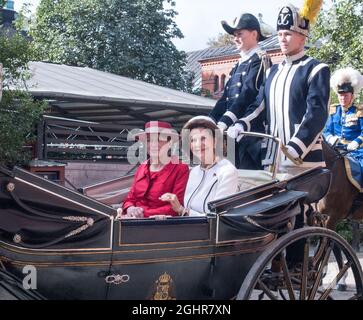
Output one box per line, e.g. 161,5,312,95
184,159,238,216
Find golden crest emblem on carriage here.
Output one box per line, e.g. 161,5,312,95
149,272,176,300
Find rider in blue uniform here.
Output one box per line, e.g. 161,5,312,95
325,67,363,190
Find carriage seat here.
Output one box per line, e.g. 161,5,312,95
89,187,130,206
237,169,286,191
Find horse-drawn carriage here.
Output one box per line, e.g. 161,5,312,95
0,133,362,300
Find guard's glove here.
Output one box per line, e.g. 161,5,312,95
227,123,244,142
327,135,340,146
347,140,359,151
217,122,227,132
281,144,303,165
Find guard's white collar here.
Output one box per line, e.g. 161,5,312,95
284,50,305,64
239,46,260,63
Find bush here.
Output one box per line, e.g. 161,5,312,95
0,10,46,168
0,90,45,167
336,221,354,243
336,220,363,246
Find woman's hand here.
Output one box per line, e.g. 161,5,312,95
125,206,144,218
159,193,182,213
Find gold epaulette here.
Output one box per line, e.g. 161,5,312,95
329,104,338,115
356,105,363,118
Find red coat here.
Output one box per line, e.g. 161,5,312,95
122,161,189,217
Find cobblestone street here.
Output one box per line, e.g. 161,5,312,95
324,251,363,299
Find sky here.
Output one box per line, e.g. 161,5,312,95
172,0,306,51
13,0,332,52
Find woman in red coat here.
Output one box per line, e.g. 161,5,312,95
120,121,189,218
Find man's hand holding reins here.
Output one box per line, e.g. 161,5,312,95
347,140,360,151
327,135,340,146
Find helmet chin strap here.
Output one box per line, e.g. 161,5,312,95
350,95,355,106
344,95,355,108
340,93,355,109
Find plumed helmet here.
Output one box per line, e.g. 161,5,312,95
330,67,363,95
277,1,323,37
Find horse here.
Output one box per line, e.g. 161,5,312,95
317,140,363,291
318,140,363,229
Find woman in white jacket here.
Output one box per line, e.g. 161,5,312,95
160,116,238,216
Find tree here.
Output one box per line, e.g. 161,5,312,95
207,33,234,48
308,0,363,75
30,0,191,91
0,4,45,167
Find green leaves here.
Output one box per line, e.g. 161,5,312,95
0,14,45,167
31,0,191,91
0,91,45,167
308,0,363,102
207,33,235,48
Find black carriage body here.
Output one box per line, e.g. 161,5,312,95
0,165,334,300
0,166,284,300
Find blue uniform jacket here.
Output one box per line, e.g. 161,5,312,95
324,104,363,146
324,104,363,191
209,50,266,129
237,53,330,167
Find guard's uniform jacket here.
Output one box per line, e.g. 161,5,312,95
238,52,331,167
324,104,363,191
209,48,267,129
325,104,363,146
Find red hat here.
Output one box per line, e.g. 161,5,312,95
134,121,179,140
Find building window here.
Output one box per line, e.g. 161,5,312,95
220,74,226,90
214,75,219,93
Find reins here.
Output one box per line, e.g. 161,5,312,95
327,144,353,167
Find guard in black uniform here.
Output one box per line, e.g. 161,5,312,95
209,13,271,169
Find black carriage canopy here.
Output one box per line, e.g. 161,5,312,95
0,166,114,249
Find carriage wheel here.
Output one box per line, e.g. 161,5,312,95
237,227,363,300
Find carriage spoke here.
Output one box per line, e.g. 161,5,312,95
308,242,332,300
278,289,288,300
311,237,328,269
300,241,310,300
257,280,278,300
240,228,363,301
281,255,296,300
319,262,351,300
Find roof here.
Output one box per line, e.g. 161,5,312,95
185,35,280,90
25,62,215,127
